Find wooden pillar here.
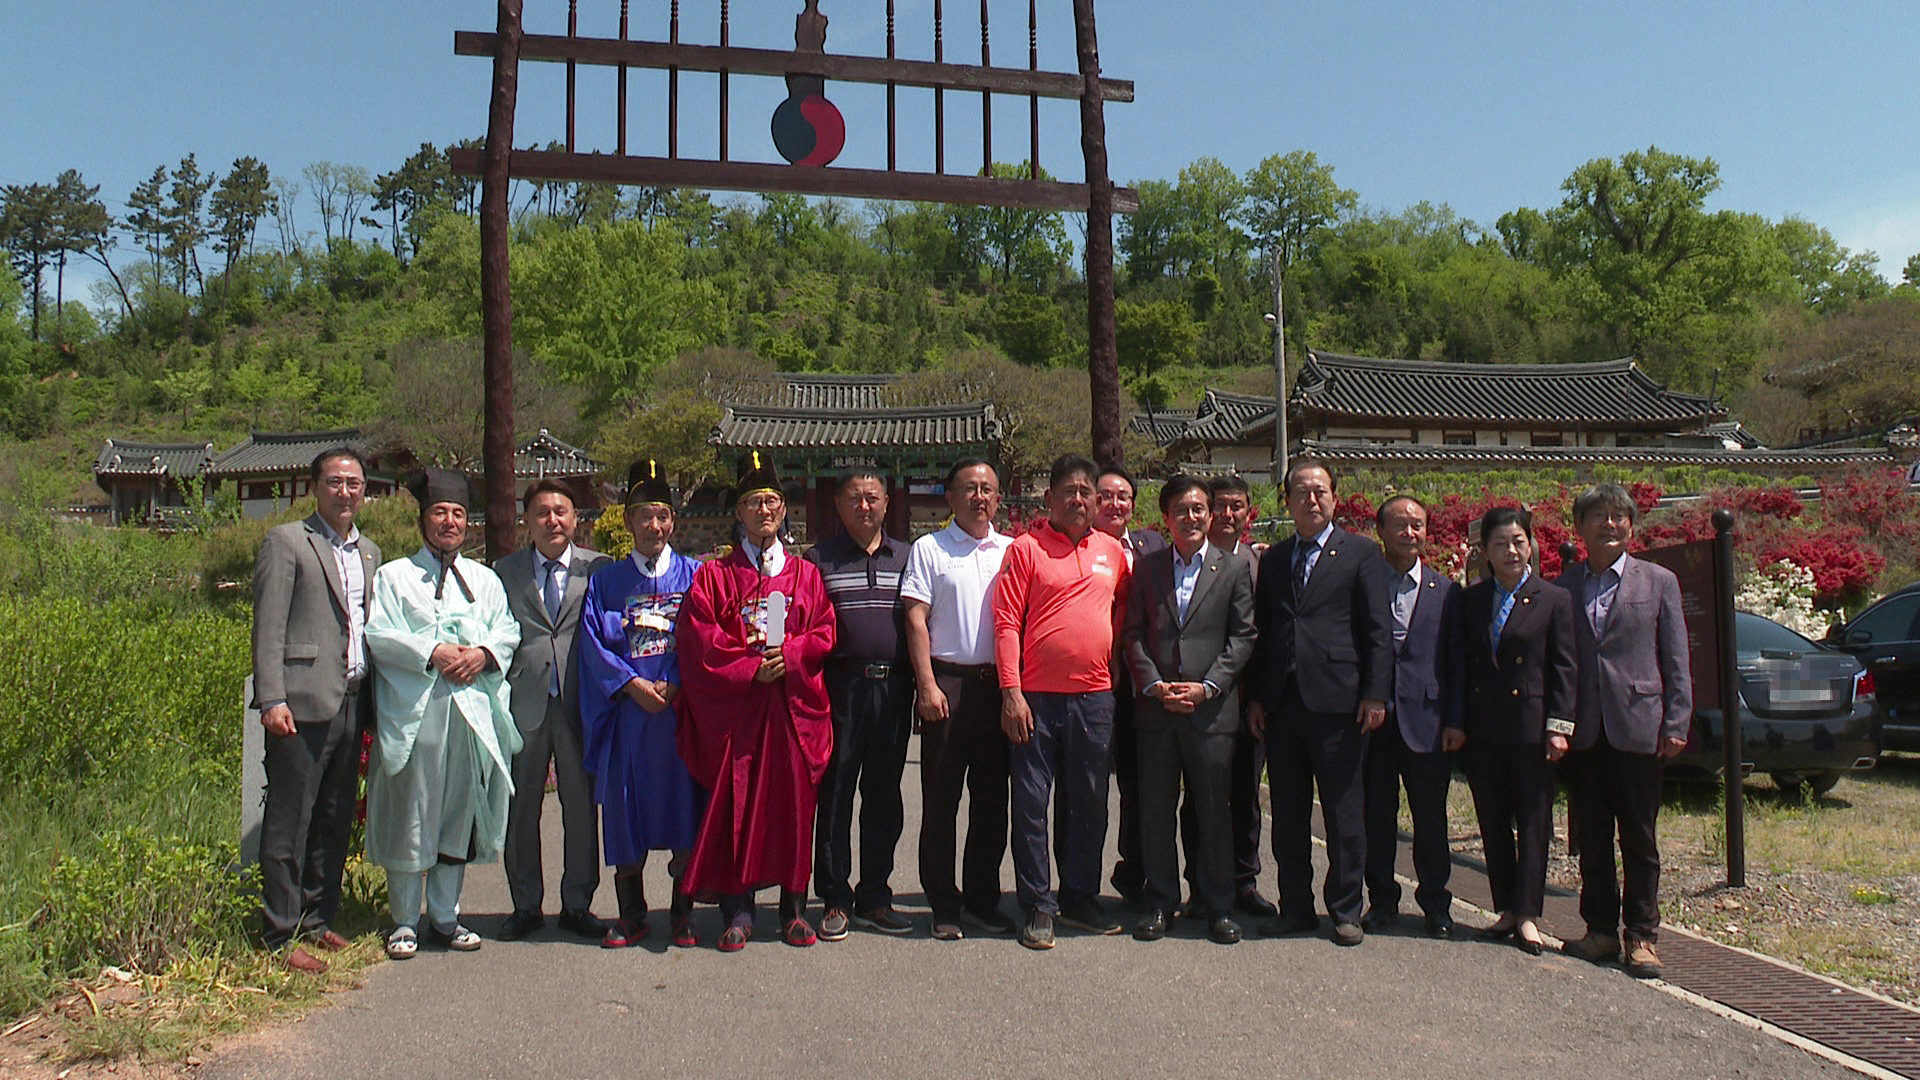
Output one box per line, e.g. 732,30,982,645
1072,0,1123,467
480,0,524,559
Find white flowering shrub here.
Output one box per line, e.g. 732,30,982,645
1736,560,1830,639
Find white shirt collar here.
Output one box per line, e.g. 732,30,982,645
539,543,576,572
1397,560,1423,589
630,544,675,577
943,520,1008,550
1173,540,1210,569
742,535,785,574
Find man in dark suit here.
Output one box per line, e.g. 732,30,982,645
1247,458,1394,946
1361,496,1463,938
251,446,382,974
496,479,613,941
1094,463,1168,906
1122,475,1256,945
1557,483,1692,979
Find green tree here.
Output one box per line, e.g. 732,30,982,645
163,154,215,295
1240,150,1357,269
154,365,214,425
0,182,57,340
208,157,276,295
1115,296,1201,389
949,163,1073,289
1170,157,1249,281
1771,216,1888,314
373,143,454,258
302,161,372,246
1118,178,1181,283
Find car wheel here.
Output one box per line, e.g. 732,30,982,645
1805,771,1842,795
1770,770,1841,796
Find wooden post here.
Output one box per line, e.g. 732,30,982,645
480,0,523,560
1072,0,1122,466
1714,508,1746,887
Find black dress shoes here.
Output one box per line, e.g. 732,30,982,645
497,910,544,941
1233,889,1279,920
558,909,609,939
1208,916,1242,945
1425,914,1456,940
1360,907,1399,932
1132,910,1170,941
1258,913,1321,937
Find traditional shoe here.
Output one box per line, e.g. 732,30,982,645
1562,930,1622,964
717,925,749,953
782,916,818,947
819,907,852,941
385,926,419,960
286,946,328,974
854,907,913,935
426,923,483,952
1625,939,1664,979
671,915,700,948
602,918,648,948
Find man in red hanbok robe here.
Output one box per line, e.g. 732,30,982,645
676,452,836,951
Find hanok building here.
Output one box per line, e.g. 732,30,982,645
486,427,605,513
1145,351,1902,482
92,439,215,524
206,429,400,520
709,373,1004,541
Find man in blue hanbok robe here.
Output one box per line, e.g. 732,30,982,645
578,459,707,948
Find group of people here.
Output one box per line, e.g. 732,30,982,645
251,444,1689,982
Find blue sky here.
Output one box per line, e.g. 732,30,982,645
5,1,1918,302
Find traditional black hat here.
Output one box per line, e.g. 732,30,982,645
625,458,674,508
406,467,473,512
734,451,782,502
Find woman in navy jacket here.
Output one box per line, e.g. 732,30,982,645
1453,507,1577,955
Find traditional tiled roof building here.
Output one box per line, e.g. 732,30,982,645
92,439,216,524
206,429,400,519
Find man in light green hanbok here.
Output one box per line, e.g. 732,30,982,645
365,468,523,959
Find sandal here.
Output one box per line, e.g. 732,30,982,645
385,926,419,960
426,923,483,952
782,916,817,948
717,925,749,953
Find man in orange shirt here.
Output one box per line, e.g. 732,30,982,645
993,454,1131,949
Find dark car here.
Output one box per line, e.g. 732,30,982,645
1667,611,1880,794
1823,583,1920,753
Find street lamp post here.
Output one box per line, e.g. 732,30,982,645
1268,248,1289,487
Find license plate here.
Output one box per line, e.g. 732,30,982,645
1770,678,1833,703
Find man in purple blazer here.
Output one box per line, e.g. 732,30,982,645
1556,483,1693,979
1361,496,1464,939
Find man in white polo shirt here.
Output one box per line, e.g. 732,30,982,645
902,457,1016,941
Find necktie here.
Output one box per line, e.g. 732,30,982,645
1294,538,1316,597
1492,586,1517,648
543,557,562,621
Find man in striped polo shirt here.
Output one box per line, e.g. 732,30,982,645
803,468,915,939
993,453,1132,949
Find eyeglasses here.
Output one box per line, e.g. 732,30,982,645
321,477,366,492
741,494,785,511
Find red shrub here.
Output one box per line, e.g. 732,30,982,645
1821,466,1916,537
1709,486,1804,521
1756,524,1886,608
1627,481,1664,514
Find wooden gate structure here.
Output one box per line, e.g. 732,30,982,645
450,1,1137,555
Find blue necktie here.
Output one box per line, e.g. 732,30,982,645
543,559,562,695
1492,586,1517,648
1294,538,1316,597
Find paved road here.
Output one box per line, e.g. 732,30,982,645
202,760,1850,1080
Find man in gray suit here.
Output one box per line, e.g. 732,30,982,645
1557,483,1692,979
1122,474,1256,945
252,447,381,974
495,479,613,941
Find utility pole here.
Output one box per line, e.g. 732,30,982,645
1270,248,1289,487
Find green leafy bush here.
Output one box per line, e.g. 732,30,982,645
44,828,257,977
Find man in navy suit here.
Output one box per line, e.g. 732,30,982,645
1095,463,1168,906
1247,458,1394,946
1360,496,1463,939
1557,483,1692,979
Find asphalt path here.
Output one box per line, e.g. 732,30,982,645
201,758,1852,1080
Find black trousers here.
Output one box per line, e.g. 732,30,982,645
1109,679,1145,896
1010,691,1114,915
1362,713,1454,919
1140,721,1235,917
1464,741,1554,920
814,666,913,911
918,664,1010,921
1563,736,1664,943
1266,678,1369,926
1181,726,1265,898
259,693,360,948
504,694,600,913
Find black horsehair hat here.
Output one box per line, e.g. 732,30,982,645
626,458,673,508
406,467,473,512
735,451,781,501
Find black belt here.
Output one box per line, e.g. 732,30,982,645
932,659,998,681
832,660,896,680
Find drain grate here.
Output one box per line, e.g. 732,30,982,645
1399,835,1920,1078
